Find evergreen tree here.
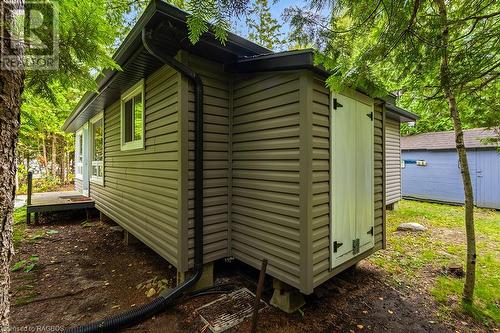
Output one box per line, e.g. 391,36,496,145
185,0,499,305
0,0,147,328
246,0,283,50
285,0,499,304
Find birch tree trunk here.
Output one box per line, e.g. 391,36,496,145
0,1,25,329
436,0,476,303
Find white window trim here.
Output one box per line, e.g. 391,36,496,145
90,112,104,186
75,127,84,180
120,79,145,151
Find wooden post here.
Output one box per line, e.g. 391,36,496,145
26,171,33,225
27,171,32,206
251,259,268,333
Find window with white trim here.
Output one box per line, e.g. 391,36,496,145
121,79,144,150
90,112,104,184
75,129,83,179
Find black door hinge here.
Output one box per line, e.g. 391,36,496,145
367,226,374,236
352,239,360,255
333,98,343,110
333,241,343,253
366,112,373,121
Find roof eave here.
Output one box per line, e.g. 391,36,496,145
63,0,271,132
385,102,419,122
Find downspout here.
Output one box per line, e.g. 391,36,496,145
65,28,204,333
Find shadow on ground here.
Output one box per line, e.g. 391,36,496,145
11,213,486,333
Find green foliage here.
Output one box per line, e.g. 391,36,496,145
285,0,499,137
11,256,39,273
371,200,500,325
17,0,150,188
246,0,284,50
16,176,63,195
13,207,27,248
184,0,268,44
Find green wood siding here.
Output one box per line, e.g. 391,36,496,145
310,77,331,291
77,58,386,294
181,53,230,270
385,118,401,205
91,65,181,267
231,72,303,289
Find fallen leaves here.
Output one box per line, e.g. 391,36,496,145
136,276,172,298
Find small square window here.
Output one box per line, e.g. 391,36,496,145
121,80,144,150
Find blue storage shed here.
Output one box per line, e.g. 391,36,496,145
401,128,500,209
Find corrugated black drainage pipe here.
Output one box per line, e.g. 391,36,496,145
63,29,204,333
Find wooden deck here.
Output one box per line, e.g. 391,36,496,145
26,190,95,224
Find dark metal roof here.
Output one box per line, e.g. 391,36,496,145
226,49,329,76
63,1,417,131
63,0,270,132
385,103,419,122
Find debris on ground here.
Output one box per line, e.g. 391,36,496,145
442,263,465,278
196,288,267,333
11,212,488,333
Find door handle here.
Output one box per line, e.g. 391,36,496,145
333,241,343,253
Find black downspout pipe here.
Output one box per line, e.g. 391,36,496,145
64,29,204,333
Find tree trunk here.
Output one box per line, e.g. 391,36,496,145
41,136,47,175
51,134,57,177
60,145,66,183
436,0,476,304
0,1,25,329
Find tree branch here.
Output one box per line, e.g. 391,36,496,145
450,11,500,23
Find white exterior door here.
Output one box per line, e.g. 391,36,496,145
76,124,90,196
330,92,374,268
82,124,90,196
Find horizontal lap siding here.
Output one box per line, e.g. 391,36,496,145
312,84,384,289
310,78,330,290
184,54,229,268
75,178,82,192
231,73,302,288
385,119,401,204
91,65,181,267
373,104,384,250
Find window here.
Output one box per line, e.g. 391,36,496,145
75,128,84,179
90,112,104,184
121,79,144,150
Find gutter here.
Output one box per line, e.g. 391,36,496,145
64,28,205,333
385,102,419,122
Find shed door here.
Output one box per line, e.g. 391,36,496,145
476,150,500,209
330,93,374,268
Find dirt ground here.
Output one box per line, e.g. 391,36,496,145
11,212,489,332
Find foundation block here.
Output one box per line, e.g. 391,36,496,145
270,279,305,313
177,262,214,292
100,211,114,223
123,230,140,246
386,202,398,211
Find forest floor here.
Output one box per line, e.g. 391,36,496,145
10,201,498,332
